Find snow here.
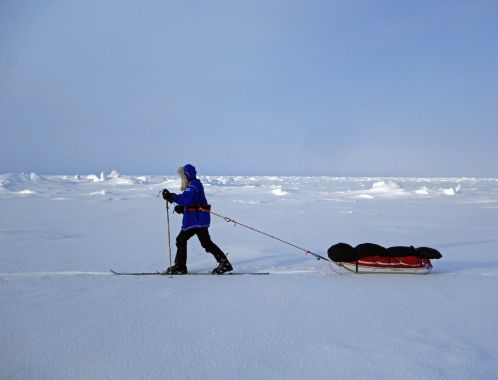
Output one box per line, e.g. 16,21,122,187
271,187,288,196
1,173,498,379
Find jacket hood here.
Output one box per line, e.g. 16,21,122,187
183,164,197,181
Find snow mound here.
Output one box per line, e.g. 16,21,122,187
83,171,149,185
415,186,430,195
87,174,103,182
203,176,256,187
345,180,408,200
203,176,238,186
136,176,149,183
0,173,46,191
108,170,120,179
441,184,462,196
354,194,375,199
371,181,404,192
109,177,137,185
271,187,288,196
90,190,107,196
29,172,46,182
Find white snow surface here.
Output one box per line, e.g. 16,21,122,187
1,173,498,379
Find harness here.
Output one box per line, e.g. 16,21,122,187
186,204,211,212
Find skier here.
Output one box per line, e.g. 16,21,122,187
162,164,233,275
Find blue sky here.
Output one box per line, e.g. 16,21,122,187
1,0,497,176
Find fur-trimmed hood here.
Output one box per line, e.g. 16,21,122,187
177,164,197,191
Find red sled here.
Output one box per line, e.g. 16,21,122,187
339,256,433,274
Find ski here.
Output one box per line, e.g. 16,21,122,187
110,269,269,276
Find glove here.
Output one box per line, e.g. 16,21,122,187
174,205,184,214
162,189,176,203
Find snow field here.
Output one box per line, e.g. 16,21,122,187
1,172,498,379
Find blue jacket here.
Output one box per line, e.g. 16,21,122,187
172,164,211,230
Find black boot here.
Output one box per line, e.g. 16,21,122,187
211,259,233,275
166,264,188,275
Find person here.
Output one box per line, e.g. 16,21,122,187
162,164,233,275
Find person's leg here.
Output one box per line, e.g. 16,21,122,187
196,228,227,263
175,229,196,267
196,228,233,274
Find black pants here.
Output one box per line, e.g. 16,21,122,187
175,227,227,266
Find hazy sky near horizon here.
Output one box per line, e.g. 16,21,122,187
1,1,497,176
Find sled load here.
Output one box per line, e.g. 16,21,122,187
328,243,442,274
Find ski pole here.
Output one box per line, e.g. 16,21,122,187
165,200,173,278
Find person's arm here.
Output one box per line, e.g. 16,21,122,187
173,186,197,206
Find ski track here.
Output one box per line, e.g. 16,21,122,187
0,271,112,277
1,173,498,379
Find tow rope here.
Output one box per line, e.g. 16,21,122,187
199,207,331,262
